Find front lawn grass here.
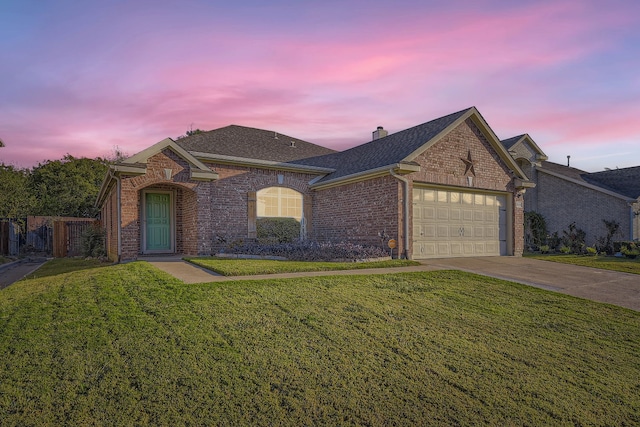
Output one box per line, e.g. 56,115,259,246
528,253,640,274
185,257,420,276
1,262,639,425
24,258,111,280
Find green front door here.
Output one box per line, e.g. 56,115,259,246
145,193,172,252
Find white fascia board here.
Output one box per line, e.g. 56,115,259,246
190,151,335,174
190,170,219,181
538,167,634,201
310,163,420,190
123,138,213,173
113,164,146,175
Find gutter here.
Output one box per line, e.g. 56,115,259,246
311,162,420,190
390,169,410,259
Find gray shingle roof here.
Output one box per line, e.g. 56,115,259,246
583,166,640,199
540,161,640,199
500,134,526,150
292,108,473,183
174,125,336,163
540,161,589,181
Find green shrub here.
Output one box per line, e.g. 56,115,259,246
586,247,597,256
562,222,586,254
256,217,300,244
614,241,638,253
525,211,547,250
594,219,621,255
559,245,571,254
539,245,550,254
80,224,106,258
621,243,639,259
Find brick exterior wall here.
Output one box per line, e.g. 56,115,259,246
117,150,208,260
206,163,318,252
537,171,632,245
108,148,321,260
313,175,402,253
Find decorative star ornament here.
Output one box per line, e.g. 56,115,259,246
461,150,476,176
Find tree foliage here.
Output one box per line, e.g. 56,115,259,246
0,155,110,219
0,165,33,218
29,155,109,217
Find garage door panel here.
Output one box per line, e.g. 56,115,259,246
413,187,507,259
424,225,436,238
451,243,462,255
437,243,450,255
423,206,435,220
450,208,461,220
437,207,449,220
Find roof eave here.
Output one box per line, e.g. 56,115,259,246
310,163,421,190
190,151,336,174
538,167,635,201
402,107,529,181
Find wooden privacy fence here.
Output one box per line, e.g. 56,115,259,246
0,220,21,256
53,219,98,258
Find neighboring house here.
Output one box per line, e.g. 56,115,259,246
96,107,533,262
502,135,640,246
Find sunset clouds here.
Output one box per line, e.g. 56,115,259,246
1,0,639,171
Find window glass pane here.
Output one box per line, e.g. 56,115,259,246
437,191,448,203
423,190,435,202
462,193,473,204
475,194,484,205
450,192,460,203
486,195,495,206
257,187,303,220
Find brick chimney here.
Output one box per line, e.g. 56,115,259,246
372,126,388,141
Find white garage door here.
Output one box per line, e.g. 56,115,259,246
412,188,507,259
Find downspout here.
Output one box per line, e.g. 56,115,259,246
631,203,636,241
390,169,410,259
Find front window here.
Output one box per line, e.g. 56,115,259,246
257,187,302,220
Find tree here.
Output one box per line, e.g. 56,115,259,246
28,155,109,217
0,138,4,147
0,164,33,218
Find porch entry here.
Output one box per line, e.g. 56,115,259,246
144,192,173,253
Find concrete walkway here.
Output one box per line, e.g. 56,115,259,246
141,256,640,312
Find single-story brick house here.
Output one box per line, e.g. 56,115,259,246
501,134,640,245
96,107,535,262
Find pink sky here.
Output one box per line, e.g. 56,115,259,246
1,0,639,172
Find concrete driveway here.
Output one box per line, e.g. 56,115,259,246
426,257,640,312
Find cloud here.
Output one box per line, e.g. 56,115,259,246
1,0,639,171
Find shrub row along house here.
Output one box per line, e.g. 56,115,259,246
96,106,638,262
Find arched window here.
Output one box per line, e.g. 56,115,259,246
257,187,303,220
